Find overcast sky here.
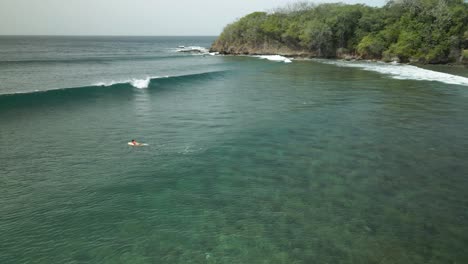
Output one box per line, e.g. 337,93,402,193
0,0,387,36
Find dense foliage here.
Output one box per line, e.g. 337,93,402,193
212,0,468,63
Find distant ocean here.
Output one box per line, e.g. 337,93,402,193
1,36,468,263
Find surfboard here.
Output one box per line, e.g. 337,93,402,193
128,142,148,146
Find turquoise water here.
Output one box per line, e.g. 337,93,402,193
1,37,468,263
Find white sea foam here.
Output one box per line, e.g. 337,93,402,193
94,77,153,89
130,77,151,89
94,81,116,87
256,55,292,63
318,60,468,86
92,71,225,91
175,46,209,54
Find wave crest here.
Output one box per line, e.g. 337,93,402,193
94,76,160,89
0,70,228,97
175,46,209,54
130,77,151,89
91,71,227,90
318,60,468,86
256,55,292,63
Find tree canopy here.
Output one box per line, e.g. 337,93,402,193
211,0,468,63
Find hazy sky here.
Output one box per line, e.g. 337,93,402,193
0,0,387,36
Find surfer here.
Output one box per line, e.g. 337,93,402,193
128,139,147,146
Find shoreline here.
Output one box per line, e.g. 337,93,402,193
210,50,468,67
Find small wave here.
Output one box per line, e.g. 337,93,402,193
174,46,209,54
318,60,468,86
256,55,292,63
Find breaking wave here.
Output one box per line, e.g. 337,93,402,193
318,60,468,86
174,46,209,54
255,55,292,63
95,77,157,89
130,78,151,89
0,71,228,97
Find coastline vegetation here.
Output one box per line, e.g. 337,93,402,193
211,0,468,64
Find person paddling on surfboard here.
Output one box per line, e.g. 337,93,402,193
129,139,147,146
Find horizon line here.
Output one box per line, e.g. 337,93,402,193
0,34,219,37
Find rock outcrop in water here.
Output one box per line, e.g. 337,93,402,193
210,1,468,64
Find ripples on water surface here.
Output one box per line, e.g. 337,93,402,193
1,37,468,263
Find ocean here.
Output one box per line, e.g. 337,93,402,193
1,36,468,263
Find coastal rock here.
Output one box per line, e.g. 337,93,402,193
210,40,313,57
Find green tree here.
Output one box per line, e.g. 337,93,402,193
301,21,334,57
357,34,387,59
211,0,468,63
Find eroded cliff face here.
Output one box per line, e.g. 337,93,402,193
211,46,313,57
210,38,464,64
210,40,313,57
210,40,364,61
